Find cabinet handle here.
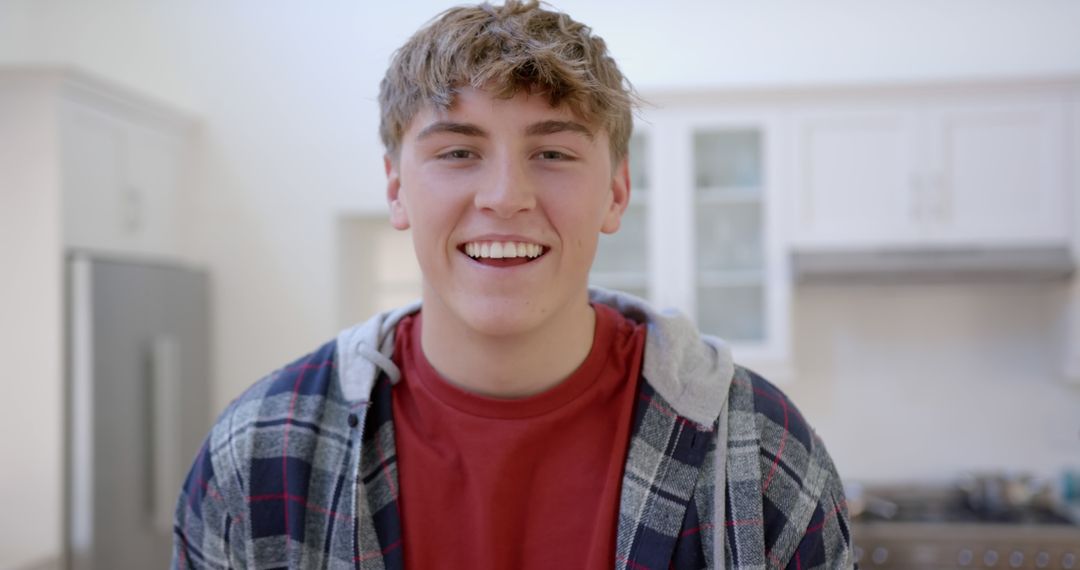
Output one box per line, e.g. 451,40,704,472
122,185,143,234
909,173,924,221
932,171,950,222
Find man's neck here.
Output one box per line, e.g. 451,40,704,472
417,297,597,399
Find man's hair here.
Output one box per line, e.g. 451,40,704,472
378,0,636,161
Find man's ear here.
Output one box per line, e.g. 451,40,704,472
600,157,631,234
385,154,410,230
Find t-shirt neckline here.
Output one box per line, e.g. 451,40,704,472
406,304,619,420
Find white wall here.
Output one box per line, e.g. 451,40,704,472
785,282,1080,483
0,79,64,570
2,1,1080,565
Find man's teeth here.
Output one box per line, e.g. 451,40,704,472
464,241,543,259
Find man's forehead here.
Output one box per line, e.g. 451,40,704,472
414,118,595,143
407,86,599,136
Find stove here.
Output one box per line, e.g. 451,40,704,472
850,485,1080,569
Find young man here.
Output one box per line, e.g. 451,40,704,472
173,2,853,568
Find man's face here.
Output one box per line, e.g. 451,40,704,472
385,85,630,338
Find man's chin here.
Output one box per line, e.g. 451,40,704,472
423,285,587,339
454,303,547,339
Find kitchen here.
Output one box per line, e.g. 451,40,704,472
2,1,1079,568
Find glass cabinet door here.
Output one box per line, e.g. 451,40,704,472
591,132,650,300
693,129,767,343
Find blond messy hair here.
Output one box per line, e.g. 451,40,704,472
378,0,636,161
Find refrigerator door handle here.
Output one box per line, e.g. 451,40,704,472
150,335,182,535
68,255,95,570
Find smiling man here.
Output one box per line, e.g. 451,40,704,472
387,85,628,400
173,2,853,569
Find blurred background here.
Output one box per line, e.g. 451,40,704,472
2,1,1080,568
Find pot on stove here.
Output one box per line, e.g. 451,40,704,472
958,471,1058,521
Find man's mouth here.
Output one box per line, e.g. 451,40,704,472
459,240,548,267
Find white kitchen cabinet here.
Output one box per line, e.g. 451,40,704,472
791,89,1070,250
790,107,917,247
924,97,1068,245
591,106,792,372
57,76,194,258
0,69,197,260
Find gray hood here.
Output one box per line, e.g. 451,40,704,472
336,287,734,426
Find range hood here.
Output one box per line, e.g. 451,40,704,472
792,245,1076,284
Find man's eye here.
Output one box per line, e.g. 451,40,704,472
439,149,476,160
537,150,571,160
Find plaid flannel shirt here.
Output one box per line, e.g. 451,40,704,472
174,296,852,569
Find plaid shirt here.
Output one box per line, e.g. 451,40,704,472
174,297,852,569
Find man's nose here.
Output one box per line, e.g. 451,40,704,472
473,157,536,218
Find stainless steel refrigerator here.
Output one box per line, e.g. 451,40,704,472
66,253,211,570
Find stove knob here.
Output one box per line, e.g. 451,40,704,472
871,547,889,566
1009,551,1024,568
853,546,864,563
984,550,999,567
1063,552,1076,569
1035,551,1051,568
958,549,974,567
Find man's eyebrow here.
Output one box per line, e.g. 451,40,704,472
525,120,594,140
415,121,488,141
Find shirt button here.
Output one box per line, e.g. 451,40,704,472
348,413,359,428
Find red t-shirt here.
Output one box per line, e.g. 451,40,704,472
391,304,646,569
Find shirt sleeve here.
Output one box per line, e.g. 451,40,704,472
781,469,855,570
172,412,249,569
742,367,856,569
